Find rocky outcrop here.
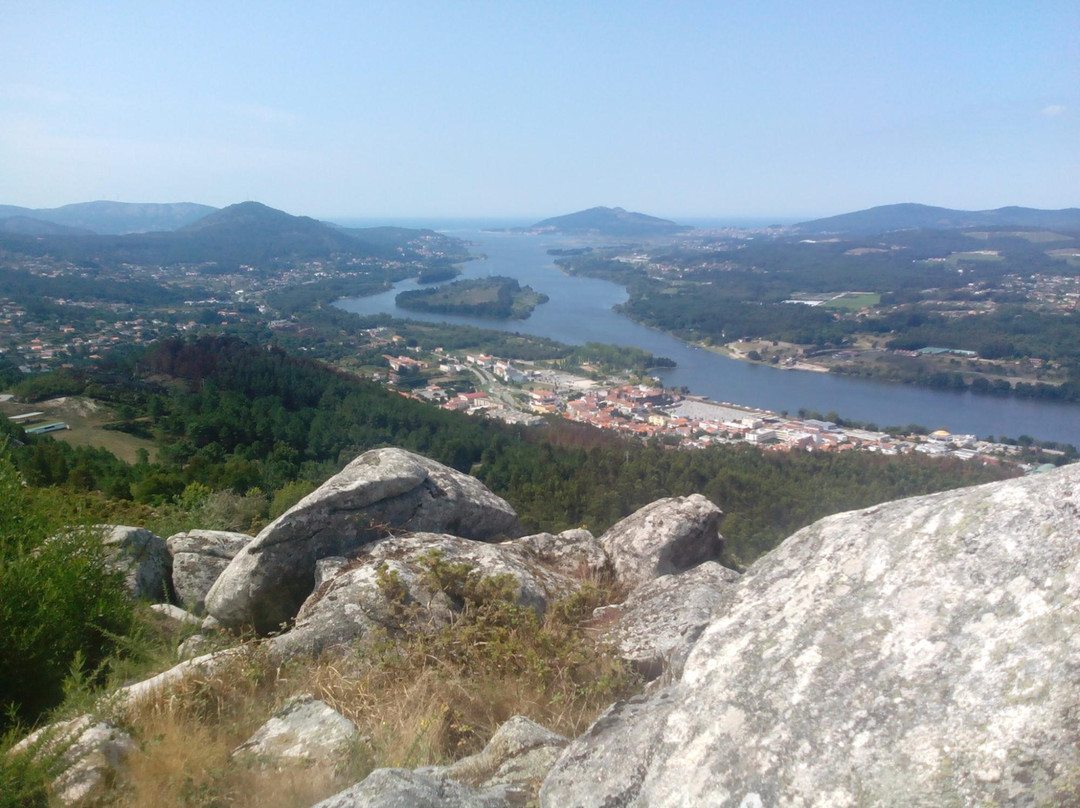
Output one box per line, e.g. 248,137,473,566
541,463,1080,807
233,694,360,769
502,529,609,579
96,525,172,602
312,768,509,808
166,529,251,614
596,560,739,681
115,648,244,708
268,532,573,660
598,494,723,590
148,603,203,627
206,449,523,634
11,715,136,807
315,716,567,808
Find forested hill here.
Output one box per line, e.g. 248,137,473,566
0,200,217,234
797,203,1080,234
0,202,468,269
527,206,689,237
7,335,1013,563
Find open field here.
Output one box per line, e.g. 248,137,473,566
0,395,156,463
824,292,881,310
948,251,1004,263
965,230,1073,243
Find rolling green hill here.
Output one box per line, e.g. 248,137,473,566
0,200,217,234
528,206,689,237
797,203,1080,234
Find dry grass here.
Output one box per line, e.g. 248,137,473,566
101,571,638,807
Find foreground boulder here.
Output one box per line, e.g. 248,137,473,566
232,694,360,769
206,449,523,633
541,464,1080,807
597,561,739,681
11,715,136,807
502,529,610,579
97,525,172,602
598,494,723,590
268,532,573,659
166,529,251,614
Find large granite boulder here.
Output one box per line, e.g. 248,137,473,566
268,532,573,660
311,768,509,808
96,525,172,602
206,449,523,633
598,494,723,591
166,529,251,614
540,464,1080,807
502,529,610,579
597,560,739,681
232,694,360,769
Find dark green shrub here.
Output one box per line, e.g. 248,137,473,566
0,451,135,730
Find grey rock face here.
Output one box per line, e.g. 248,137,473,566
538,693,675,808
541,464,1080,807
116,648,243,708
598,561,739,681
503,529,610,579
268,533,573,660
232,694,360,768
205,448,523,633
311,768,510,808
97,525,172,602
598,494,723,591
11,715,136,807
166,529,251,614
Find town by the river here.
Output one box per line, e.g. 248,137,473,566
336,226,1080,448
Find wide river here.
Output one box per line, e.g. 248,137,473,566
337,228,1080,447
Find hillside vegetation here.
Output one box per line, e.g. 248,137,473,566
5,336,1013,563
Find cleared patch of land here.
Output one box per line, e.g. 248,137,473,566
0,394,156,463
965,230,1072,243
824,292,881,310
948,251,1004,263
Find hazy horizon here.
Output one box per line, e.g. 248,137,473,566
3,2,1076,218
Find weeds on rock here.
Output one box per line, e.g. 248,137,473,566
54,554,637,806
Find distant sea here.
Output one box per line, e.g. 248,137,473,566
326,216,802,232
327,217,534,232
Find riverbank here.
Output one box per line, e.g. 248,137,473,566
334,228,1080,446
710,340,831,373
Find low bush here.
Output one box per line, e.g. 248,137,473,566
0,451,135,731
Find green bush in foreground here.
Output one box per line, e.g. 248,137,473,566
0,450,135,731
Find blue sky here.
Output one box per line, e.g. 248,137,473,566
2,1,1076,220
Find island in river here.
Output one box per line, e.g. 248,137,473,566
395,276,549,320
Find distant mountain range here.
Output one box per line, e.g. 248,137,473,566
0,201,218,235
526,206,689,237
796,203,1080,234
0,201,467,269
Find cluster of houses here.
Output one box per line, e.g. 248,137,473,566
0,297,171,372
362,349,1050,468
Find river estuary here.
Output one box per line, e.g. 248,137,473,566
336,227,1080,447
